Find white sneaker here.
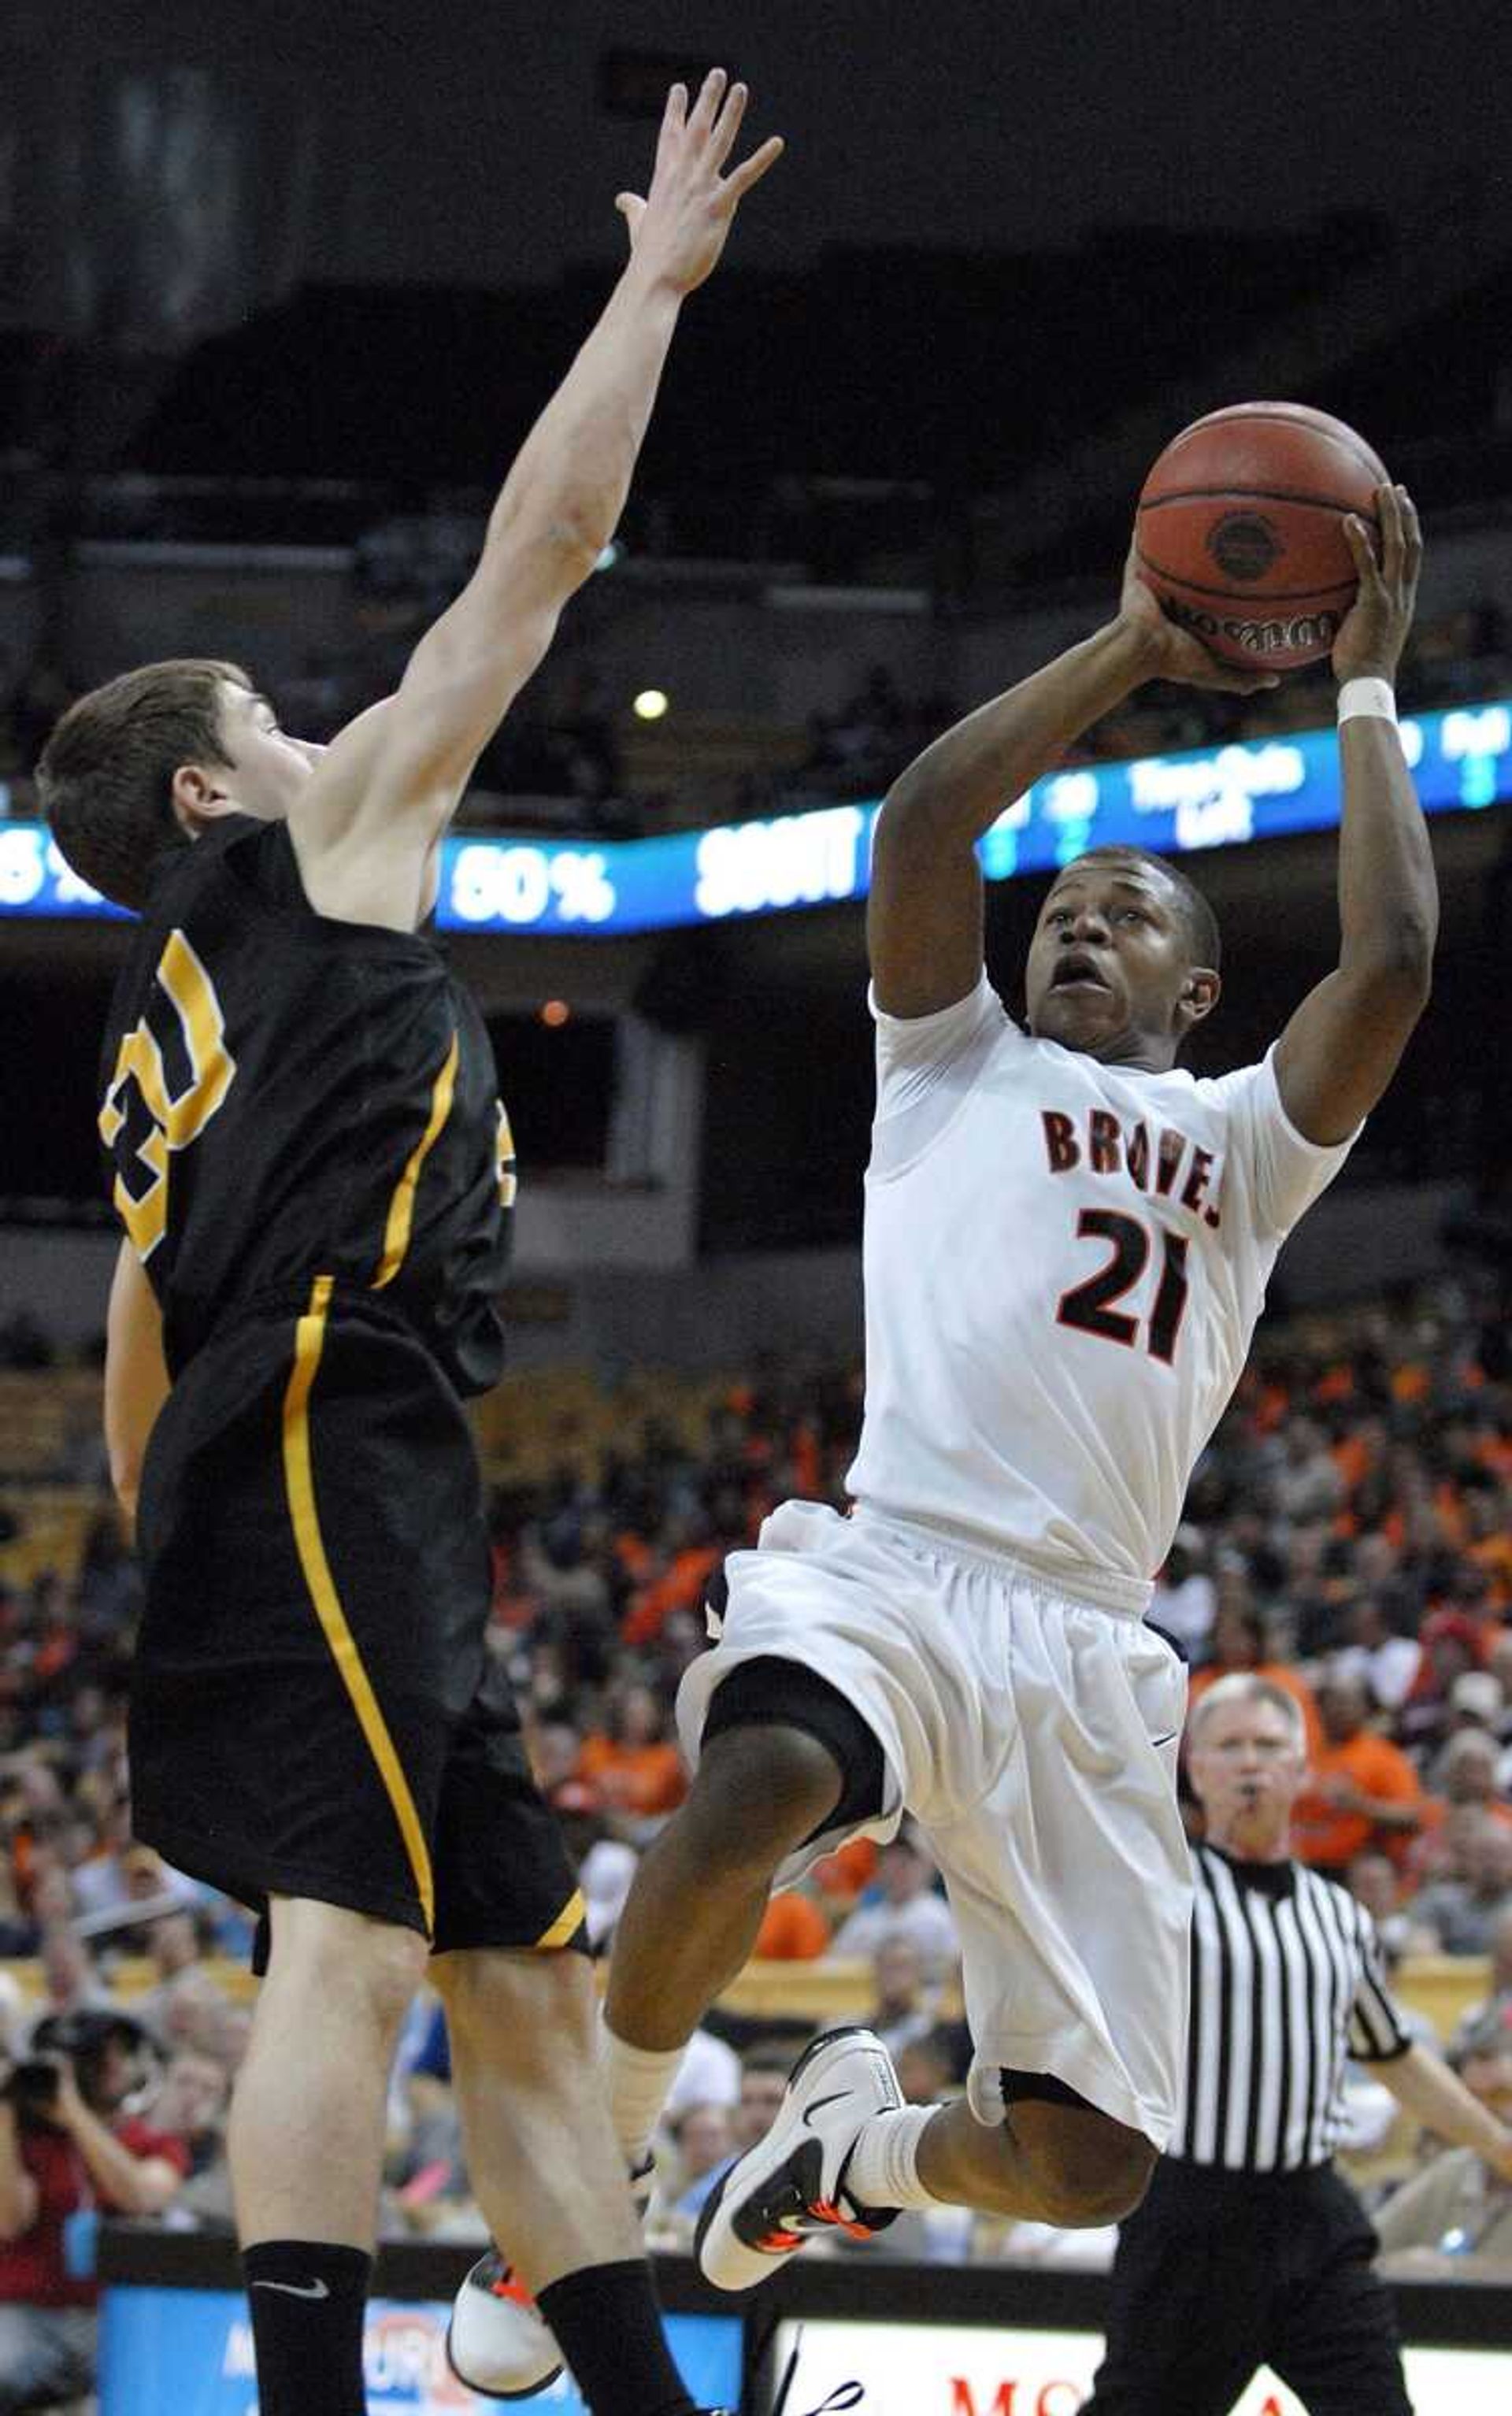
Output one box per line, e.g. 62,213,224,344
696,2025,901,2292
445,2153,658,2398
446,2254,562,2400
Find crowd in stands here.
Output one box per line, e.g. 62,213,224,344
3,589,1509,842
790,665,965,805
0,1261,1508,2399
744,601,1512,816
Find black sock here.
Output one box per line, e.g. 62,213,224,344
242,2239,372,2416
537,2259,697,2416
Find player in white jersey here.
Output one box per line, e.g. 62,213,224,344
554,491,1434,2333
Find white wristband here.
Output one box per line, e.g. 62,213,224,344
1337,676,1398,727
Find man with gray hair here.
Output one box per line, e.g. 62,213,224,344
1083,1673,1512,2415
1410,1812,1512,1957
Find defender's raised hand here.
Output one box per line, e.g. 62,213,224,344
1332,483,1422,685
616,71,784,295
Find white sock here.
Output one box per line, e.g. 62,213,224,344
597,2012,685,2165
845,2103,946,2213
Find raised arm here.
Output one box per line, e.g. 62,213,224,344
1273,485,1436,1143
869,550,1273,1017
292,72,782,930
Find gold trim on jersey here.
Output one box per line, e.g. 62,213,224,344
372,1032,461,1291
494,1099,517,1209
533,1888,587,1951
281,1273,435,1934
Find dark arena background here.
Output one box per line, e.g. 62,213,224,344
1,6,1510,2411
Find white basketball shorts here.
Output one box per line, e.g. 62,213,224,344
676,1498,1192,2150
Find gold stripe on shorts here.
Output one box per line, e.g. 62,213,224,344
281,1273,435,1933
534,1888,587,1951
372,1031,460,1290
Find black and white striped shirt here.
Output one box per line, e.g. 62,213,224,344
1171,1842,1412,2173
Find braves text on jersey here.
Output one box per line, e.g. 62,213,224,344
846,973,1355,1588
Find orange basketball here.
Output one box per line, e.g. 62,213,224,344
1135,402,1389,672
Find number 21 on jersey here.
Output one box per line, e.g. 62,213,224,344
98,929,236,1258
1057,1207,1191,1366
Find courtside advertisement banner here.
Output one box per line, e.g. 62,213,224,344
769,2316,1512,2415
4,695,1508,936
99,2288,742,2415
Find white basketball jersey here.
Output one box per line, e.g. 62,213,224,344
846,973,1355,1590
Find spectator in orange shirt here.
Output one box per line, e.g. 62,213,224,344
788,1419,822,1502
1389,1356,1431,1405
1292,1676,1426,1877
751,1889,829,1960
621,1517,721,1650
577,1682,687,1822
809,1834,878,1918
1186,1603,1324,1764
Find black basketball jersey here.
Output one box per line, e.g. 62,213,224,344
98,816,513,1395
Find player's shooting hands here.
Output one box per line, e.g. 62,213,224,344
1332,483,1421,686
616,71,784,297
1114,535,1280,697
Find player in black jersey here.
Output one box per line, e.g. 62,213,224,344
37,73,780,2416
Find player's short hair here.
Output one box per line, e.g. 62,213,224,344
37,658,252,912
1073,844,1222,973
1188,1673,1306,1751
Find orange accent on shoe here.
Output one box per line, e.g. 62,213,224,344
810,2198,877,2242
757,2227,805,2252
489,2269,538,2309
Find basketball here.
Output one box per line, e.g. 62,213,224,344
1135,402,1391,672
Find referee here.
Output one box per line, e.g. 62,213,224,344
1084,1673,1512,2415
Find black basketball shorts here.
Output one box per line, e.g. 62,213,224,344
130,1282,583,1969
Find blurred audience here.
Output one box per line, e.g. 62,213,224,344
865,1936,937,2062
4,585,1508,841
666,2103,735,2221
830,1829,961,1980
1,1262,1510,2290
1410,1818,1512,1957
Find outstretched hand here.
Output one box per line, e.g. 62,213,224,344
1332,484,1421,685
617,70,784,296
1114,538,1281,697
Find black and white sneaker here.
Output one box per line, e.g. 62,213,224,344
446,2252,562,2399
695,2025,901,2292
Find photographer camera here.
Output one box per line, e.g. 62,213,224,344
0,2010,186,2410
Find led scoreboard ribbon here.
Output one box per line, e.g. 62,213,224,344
4,697,1508,934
